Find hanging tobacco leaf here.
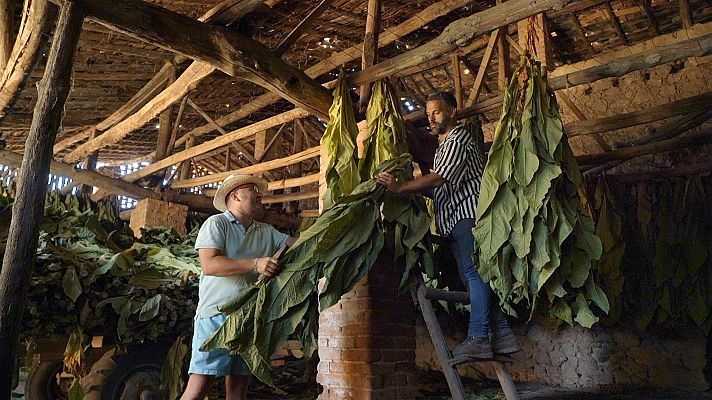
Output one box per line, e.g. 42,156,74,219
320,73,360,209
201,155,412,386
474,55,606,328
160,334,189,400
359,79,434,289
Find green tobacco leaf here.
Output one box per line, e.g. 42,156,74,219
68,379,84,400
573,294,599,328
161,335,189,400
688,284,709,326
474,186,517,260
62,266,82,302
139,294,162,322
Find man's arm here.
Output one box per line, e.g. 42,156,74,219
198,248,280,278
376,171,445,194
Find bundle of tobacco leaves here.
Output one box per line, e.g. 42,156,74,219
320,73,360,209
359,79,433,290
12,189,201,344
473,56,608,328
202,155,411,386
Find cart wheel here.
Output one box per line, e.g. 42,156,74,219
83,347,165,400
26,361,72,400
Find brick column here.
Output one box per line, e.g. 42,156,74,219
317,250,418,400
129,198,188,237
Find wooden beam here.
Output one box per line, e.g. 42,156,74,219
679,0,693,29
258,122,288,162
451,54,462,108
172,146,320,188
601,2,628,46
0,0,56,122
254,129,266,161
465,29,500,108
154,68,176,161
0,0,14,71
51,0,263,154
0,2,83,395
640,0,660,35
349,0,570,85
166,95,188,157
262,189,318,204
274,0,332,56
124,108,310,183
611,161,712,183
179,134,196,181
157,0,474,152
47,0,332,118
497,0,510,91
567,13,595,55
557,90,610,152
63,61,215,162
358,0,382,112
577,131,712,166
518,13,550,69
566,92,712,138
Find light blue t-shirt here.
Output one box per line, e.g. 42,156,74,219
194,211,288,318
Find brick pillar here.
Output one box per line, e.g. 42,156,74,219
317,250,418,400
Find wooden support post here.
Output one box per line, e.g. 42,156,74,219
679,0,693,29
286,120,304,212
497,0,510,92
82,127,99,193
358,0,382,112
451,54,463,108
225,147,231,170
253,129,266,163
641,0,660,35
0,0,13,71
0,2,84,395
154,67,177,162
518,13,550,69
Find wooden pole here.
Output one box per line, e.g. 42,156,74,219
179,135,196,181
496,0,510,91
679,0,693,29
154,67,176,161
451,54,462,108
0,2,84,395
358,0,382,113
274,0,333,56
0,0,13,71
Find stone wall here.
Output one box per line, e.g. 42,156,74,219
416,316,709,391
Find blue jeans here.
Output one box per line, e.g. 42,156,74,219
450,218,510,338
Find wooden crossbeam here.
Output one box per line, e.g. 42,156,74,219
464,29,501,108
679,0,693,29
349,0,570,86
567,13,594,55
566,92,712,137
0,0,56,122
46,0,333,117
556,90,610,152
0,0,13,71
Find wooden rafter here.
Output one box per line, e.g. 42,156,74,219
640,0,660,35
358,0,382,112
557,90,610,151
46,0,333,116
0,0,13,70
601,2,628,46
451,54,463,108
464,29,501,108
497,0,510,91
567,13,594,55
679,0,693,29
0,0,56,122
274,0,333,56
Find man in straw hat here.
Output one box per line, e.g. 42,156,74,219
181,174,296,400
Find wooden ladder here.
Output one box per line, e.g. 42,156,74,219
411,275,520,400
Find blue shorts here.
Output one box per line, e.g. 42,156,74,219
188,313,251,376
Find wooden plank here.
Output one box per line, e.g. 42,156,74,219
679,0,693,29
0,3,83,394
172,146,320,188
274,0,332,56
348,0,570,86
262,189,318,204
493,363,521,400
566,92,712,137
425,288,469,304
601,2,628,46
47,0,332,118
0,0,56,122
567,13,595,55
465,29,500,108
358,0,382,112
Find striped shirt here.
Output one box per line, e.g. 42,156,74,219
433,124,484,236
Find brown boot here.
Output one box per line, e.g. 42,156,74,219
449,337,493,366
490,327,521,355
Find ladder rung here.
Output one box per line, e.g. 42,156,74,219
425,287,470,304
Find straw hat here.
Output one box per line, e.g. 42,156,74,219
212,174,268,212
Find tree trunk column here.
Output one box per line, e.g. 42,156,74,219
317,249,418,400
0,2,84,396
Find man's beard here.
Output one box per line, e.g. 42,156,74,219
430,119,451,135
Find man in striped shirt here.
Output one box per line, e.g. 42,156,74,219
377,91,519,364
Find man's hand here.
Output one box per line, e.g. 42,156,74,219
255,257,280,278
376,172,402,193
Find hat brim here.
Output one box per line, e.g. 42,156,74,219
212,175,268,212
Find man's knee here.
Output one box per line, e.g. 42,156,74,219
180,374,214,400
225,374,250,400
